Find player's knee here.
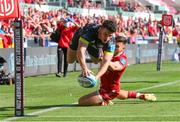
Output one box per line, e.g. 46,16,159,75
67,58,75,64
117,94,127,99
78,97,86,106
67,49,77,63
67,56,77,63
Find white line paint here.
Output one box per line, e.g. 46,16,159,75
2,104,77,122
136,80,180,91
2,80,180,122
31,115,180,118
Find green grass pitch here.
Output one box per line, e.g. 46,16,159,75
1,61,180,121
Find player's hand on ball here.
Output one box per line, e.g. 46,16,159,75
78,73,98,88
82,68,93,77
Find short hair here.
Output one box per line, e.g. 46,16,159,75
115,36,127,44
102,20,117,33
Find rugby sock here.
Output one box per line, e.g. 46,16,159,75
128,91,137,98
136,93,145,100
128,91,145,99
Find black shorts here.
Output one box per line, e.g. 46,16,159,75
69,28,82,50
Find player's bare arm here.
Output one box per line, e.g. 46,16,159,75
77,40,92,76
108,61,124,71
96,53,113,80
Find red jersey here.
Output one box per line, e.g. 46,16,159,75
172,28,179,37
58,26,79,48
99,52,128,101
24,0,33,3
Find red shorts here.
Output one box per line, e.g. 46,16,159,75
98,88,120,102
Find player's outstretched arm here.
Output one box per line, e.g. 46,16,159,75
96,53,113,80
77,41,92,76
108,61,124,71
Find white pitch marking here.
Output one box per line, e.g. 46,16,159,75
33,115,180,118
136,80,180,91
2,104,77,122
2,80,180,122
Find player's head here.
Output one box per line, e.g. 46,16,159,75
98,20,117,43
114,36,127,55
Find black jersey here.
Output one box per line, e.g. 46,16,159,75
69,23,115,61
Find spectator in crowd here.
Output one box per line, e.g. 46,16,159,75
32,25,43,45
1,4,179,48
147,22,156,37
71,0,103,9
172,48,179,62
172,25,179,44
0,34,12,48
67,0,74,7
0,27,5,35
24,0,46,4
0,21,13,48
24,0,33,4
177,34,180,47
172,25,179,37
78,36,156,106
56,18,79,77
67,20,117,80
128,28,137,44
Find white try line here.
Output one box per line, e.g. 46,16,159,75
30,115,180,118
2,104,77,122
2,79,180,122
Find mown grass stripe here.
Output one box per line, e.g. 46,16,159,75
3,79,180,122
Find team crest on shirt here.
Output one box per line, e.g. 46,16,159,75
120,58,126,65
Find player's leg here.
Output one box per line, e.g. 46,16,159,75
67,48,77,63
56,47,63,77
117,90,157,101
62,48,68,77
67,28,80,63
78,91,104,106
177,37,180,47
117,90,128,99
117,90,139,99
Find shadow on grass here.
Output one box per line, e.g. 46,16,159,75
0,104,79,118
114,100,144,104
30,103,78,109
0,107,12,111
0,104,77,112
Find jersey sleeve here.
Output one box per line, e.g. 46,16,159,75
119,56,128,69
79,24,96,46
103,38,116,55
79,34,91,46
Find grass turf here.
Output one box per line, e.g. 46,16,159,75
0,61,180,121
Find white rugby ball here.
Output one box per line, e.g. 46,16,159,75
77,74,97,88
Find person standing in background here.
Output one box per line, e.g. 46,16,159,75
56,18,79,77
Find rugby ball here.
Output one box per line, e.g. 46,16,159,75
77,74,97,88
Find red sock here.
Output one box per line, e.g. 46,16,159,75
139,94,145,100
128,91,137,98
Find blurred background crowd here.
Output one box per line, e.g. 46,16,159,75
0,0,180,48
